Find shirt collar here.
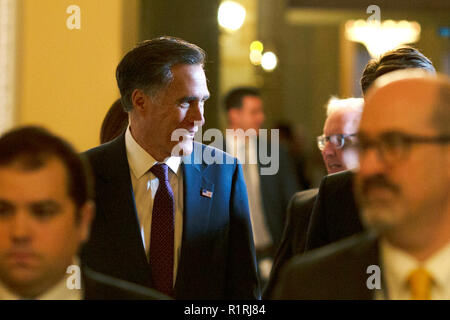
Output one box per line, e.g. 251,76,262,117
125,126,181,179
381,239,450,294
424,241,450,292
380,239,418,291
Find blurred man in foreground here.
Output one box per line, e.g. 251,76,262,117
0,126,168,300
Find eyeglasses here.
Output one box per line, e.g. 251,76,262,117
317,133,357,151
356,131,450,164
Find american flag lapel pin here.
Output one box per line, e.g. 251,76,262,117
201,189,213,198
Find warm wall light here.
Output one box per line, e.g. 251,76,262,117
261,52,278,71
345,19,421,57
249,40,263,65
218,1,246,32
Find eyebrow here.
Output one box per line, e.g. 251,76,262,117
28,200,61,208
178,95,210,103
0,199,13,208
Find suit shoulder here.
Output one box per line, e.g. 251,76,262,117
291,189,318,208
283,232,377,284
324,169,355,188
192,142,237,165
83,135,125,166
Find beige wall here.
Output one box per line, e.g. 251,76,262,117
16,0,139,151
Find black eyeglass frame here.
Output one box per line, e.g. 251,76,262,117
355,131,450,164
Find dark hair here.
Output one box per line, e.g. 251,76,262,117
224,87,261,111
116,36,206,112
100,99,129,144
361,46,436,95
0,126,93,217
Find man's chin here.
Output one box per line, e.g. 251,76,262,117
360,205,402,232
170,141,194,157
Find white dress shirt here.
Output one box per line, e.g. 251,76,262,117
226,134,272,250
0,258,82,300
377,239,450,300
125,126,183,284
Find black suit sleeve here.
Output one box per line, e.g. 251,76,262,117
305,170,363,251
304,175,331,251
263,189,317,299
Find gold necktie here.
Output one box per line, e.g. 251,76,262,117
408,268,432,300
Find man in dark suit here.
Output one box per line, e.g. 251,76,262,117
223,87,299,282
82,37,260,299
263,188,317,298
304,46,437,252
0,126,166,300
274,71,450,299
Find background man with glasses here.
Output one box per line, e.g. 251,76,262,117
273,70,450,299
317,97,363,174
264,96,362,297
304,46,436,253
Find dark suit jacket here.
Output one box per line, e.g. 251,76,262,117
81,135,260,300
263,188,318,298
272,231,380,299
305,170,363,251
224,138,300,247
82,266,170,300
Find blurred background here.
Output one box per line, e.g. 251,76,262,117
1,0,449,186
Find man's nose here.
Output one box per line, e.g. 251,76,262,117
322,142,336,157
10,212,31,242
188,103,205,126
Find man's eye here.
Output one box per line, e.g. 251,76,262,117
358,139,371,151
0,204,13,218
180,102,190,108
382,133,405,149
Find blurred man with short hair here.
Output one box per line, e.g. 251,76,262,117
0,126,167,300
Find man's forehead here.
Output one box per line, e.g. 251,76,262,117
361,79,438,134
324,109,360,133
0,158,69,196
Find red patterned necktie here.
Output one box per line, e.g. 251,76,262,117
149,163,175,297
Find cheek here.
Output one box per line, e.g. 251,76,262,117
36,221,81,259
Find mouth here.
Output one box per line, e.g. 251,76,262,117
363,187,398,203
327,162,342,172
7,252,39,265
186,128,198,138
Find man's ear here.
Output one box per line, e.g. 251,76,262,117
131,89,149,114
78,201,95,244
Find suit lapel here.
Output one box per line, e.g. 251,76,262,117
180,146,215,241
175,146,215,293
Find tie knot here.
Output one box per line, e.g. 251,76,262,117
408,268,433,300
150,163,170,182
